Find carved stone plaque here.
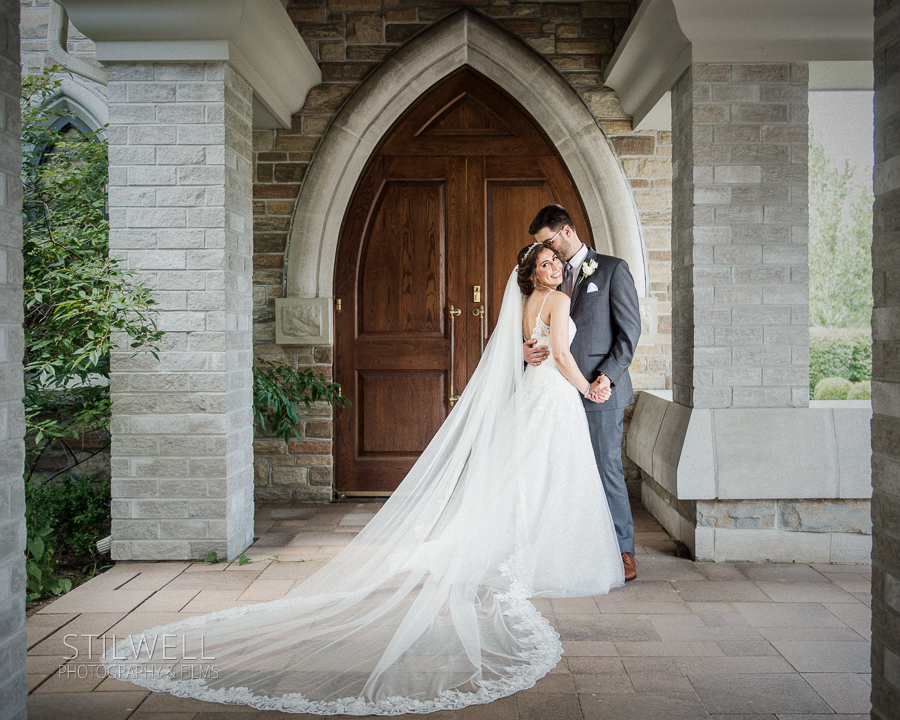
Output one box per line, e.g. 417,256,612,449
275,298,333,345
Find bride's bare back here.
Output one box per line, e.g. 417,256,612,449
522,288,556,339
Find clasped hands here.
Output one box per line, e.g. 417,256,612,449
586,374,611,404
524,340,611,404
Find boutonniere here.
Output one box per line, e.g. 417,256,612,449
577,259,598,285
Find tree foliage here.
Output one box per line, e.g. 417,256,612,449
808,130,873,328
21,70,163,479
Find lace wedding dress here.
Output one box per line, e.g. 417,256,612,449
102,272,624,715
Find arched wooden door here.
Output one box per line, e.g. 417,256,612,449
334,68,593,494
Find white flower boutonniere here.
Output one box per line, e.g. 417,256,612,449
578,259,598,285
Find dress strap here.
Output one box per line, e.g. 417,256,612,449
537,289,555,317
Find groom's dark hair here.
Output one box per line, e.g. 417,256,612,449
529,205,575,235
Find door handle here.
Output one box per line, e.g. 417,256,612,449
448,305,461,406
473,305,485,355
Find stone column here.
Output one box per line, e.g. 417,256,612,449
0,0,26,716
671,63,809,409
872,0,900,713
108,63,254,561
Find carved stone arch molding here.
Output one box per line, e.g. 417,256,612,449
277,10,646,343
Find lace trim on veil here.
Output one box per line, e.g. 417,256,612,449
101,558,563,715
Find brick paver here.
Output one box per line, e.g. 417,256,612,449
27,500,872,719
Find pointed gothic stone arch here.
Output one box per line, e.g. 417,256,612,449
282,9,646,304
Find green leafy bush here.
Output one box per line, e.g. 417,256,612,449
25,522,71,601
27,475,111,557
24,475,111,599
252,362,348,443
813,376,853,400
847,381,871,400
809,327,872,394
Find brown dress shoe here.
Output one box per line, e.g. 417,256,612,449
622,552,638,581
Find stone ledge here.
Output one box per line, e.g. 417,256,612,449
627,391,873,501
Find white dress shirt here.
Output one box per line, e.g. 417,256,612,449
562,244,589,296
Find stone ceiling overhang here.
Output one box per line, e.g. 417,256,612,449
605,0,875,129
56,0,320,129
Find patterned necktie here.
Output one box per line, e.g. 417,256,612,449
561,262,574,297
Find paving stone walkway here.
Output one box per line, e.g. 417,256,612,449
26,500,872,719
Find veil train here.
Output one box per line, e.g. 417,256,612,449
101,270,621,714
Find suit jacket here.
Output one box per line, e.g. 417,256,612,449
568,248,641,412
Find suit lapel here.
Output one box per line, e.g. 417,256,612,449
569,248,598,314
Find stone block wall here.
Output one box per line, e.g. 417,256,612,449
643,477,872,563
107,62,255,561
871,0,900,713
671,63,809,410
252,0,671,500
0,1,26,716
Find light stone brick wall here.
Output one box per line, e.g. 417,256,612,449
643,476,872,563
602,123,673,390
0,1,27,716
671,63,809,410
107,63,255,561
871,0,900,713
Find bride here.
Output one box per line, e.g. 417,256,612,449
102,242,625,715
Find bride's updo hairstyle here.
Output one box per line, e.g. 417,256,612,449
517,241,552,296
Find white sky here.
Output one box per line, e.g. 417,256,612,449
808,91,874,179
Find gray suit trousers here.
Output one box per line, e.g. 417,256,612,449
586,406,633,555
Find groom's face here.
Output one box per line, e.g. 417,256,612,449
534,224,575,261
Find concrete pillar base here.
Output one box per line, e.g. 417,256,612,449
628,391,873,563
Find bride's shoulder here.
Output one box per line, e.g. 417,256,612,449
546,290,570,311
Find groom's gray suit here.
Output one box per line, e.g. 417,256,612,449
568,248,641,555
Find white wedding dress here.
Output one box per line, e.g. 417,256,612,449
102,272,624,715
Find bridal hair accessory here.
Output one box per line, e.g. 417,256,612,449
518,242,544,267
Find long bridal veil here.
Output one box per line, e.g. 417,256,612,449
102,271,609,714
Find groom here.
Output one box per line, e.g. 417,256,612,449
525,205,642,580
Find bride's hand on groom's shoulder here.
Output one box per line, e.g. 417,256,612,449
524,339,549,366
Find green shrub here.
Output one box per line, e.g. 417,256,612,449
813,376,853,400
26,475,111,559
847,381,871,400
25,523,71,601
24,475,112,599
809,327,872,394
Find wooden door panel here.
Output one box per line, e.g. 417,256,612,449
380,69,554,157
353,338,447,370
360,181,445,335
359,371,444,454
